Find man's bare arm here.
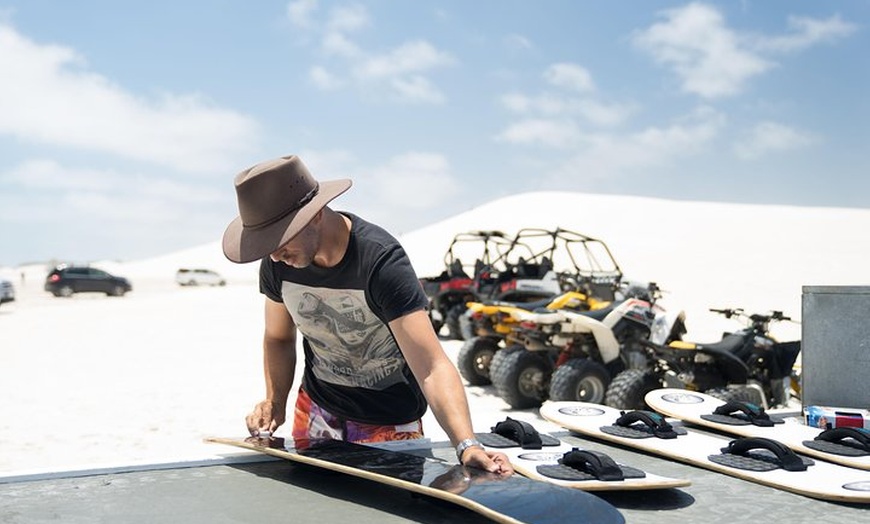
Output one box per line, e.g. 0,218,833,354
390,309,513,474
245,298,297,435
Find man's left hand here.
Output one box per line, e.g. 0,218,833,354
461,447,514,475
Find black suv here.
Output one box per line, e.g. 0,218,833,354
45,266,132,297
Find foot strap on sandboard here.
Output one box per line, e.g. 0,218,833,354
476,417,561,449
708,437,814,472
802,427,870,457
599,410,686,439
536,449,645,482
700,400,783,427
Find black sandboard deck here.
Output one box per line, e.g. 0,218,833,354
539,401,870,504
206,436,625,524
475,418,690,491
645,388,870,471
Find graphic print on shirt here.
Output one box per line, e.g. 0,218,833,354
282,283,406,390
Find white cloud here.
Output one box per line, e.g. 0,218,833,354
291,149,460,211
369,152,460,209
326,3,370,33
2,159,223,203
544,63,595,92
632,2,771,98
0,157,224,240
733,121,815,159
752,14,857,53
355,40,454,80
543,106,726,185
286,0,319,29
309,66,344,90
504,33,533,50
390,75,446,104
291,5,454,104
0,24,259,174
322,31,362,57
500,92,634,127
495,118,584,149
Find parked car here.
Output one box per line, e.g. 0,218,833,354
44,265,132,297
175,268,226,286
0,278,15,308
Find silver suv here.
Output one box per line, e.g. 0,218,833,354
175,268,226,286
0,278,15,308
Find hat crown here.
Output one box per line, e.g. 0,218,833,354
235,156,318,229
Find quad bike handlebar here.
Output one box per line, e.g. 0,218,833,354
708,308,794,330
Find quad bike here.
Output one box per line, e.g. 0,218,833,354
604,308,801,411
488,282,687,409
419,230,514,339
456,290,612,386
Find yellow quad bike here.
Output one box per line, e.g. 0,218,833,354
456,291,611,387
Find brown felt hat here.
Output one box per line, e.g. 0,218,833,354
222,155,352,263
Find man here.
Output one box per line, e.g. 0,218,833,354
222,155,512,474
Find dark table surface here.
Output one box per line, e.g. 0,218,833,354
2,430,868,524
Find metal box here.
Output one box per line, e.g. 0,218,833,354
801,286,870,409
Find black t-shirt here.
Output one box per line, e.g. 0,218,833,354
259,212,429,425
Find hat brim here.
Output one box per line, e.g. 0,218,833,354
222,179,352,263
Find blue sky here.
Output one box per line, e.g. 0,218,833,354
0,1,866,266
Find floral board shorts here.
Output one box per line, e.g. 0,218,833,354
291,387,424,445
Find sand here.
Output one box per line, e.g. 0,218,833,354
2,191,867,477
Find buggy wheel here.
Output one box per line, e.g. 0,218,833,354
445,305,465,341
429,314,444,337
456,337,499,386
491,349,553,409
604,369,662,410
548,358,611,404
459,312,474,341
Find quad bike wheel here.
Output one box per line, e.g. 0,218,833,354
604,368,662,410
490,349,553,409
456,336,500,386
487,344,523,383
706,386,763,405
548,358,611,404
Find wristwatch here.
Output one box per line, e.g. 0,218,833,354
455,438,483,463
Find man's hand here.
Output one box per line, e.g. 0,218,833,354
461,447,514,476
245,399,286,436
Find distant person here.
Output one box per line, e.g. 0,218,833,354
222,155,512,475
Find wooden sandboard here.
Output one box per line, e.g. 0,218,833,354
539,401,870,504
645,388,870,471
206,436,625,524
475,419,690,491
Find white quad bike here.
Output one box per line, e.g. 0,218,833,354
488,282,687,409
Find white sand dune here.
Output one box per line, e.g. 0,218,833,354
1,191,867,477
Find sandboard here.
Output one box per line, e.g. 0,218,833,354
645,388,870,471
539,401,870,504
475,417,690,491
206,436,625,524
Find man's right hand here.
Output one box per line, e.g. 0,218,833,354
245,399,286,436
